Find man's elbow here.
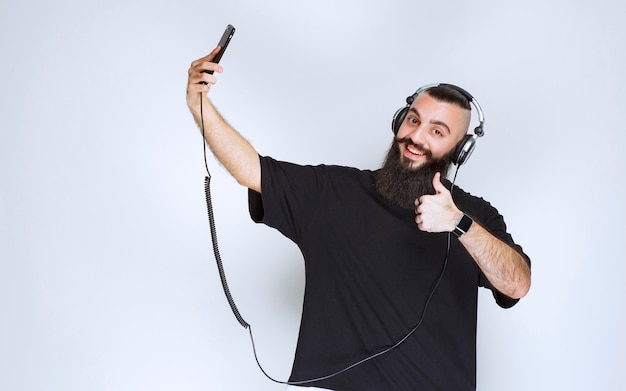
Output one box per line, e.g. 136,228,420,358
510,275,531,299
237,177,261,193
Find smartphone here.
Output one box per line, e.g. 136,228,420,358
206,24,235,74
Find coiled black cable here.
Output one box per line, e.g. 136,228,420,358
200,94,249,329
204,174,249,329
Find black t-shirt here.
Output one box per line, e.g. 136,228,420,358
248,156,529,391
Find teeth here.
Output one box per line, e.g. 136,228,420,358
407,145,424,155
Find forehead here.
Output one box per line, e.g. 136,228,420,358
410,93,471,135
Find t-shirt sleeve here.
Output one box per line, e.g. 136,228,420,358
248,156,327,243
469,196,531,309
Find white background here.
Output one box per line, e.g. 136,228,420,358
1,0,625,390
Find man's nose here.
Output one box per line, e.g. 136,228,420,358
405,125,427,144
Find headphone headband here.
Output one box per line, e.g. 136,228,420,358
405,83,485,137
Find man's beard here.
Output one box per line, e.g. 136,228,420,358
374,138,453,209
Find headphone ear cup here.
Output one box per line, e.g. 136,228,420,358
391,107,409,135
453,134,477,166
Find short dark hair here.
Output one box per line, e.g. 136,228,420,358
424,85,471,111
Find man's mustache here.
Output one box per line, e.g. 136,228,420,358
394,137,433,158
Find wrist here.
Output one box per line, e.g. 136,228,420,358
453,213,474,237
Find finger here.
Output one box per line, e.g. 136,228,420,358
189,48,224,73
432,172,447,194
195,61,223,76
199,46,222,63
209,45,222,57
189,71,217,87
415,215,425,231
189,50,216,69
186,81,210,98
188,61,221,87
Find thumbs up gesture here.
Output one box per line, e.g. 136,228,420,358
414,172,463,233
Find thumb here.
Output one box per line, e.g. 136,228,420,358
432,172,446,194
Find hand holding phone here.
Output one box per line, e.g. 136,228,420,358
205,24,235,75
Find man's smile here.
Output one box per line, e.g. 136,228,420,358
405,144,427,158
400,141,432,164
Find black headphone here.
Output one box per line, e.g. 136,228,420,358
391,83,485,167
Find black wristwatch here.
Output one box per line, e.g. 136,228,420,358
453,213,473,237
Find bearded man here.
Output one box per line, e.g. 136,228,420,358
186,47,531,391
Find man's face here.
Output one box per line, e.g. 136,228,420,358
395,92,471,170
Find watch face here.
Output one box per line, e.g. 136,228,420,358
455,214,473,236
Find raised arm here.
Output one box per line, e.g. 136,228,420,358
415,173,531,299
186,47,261,193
